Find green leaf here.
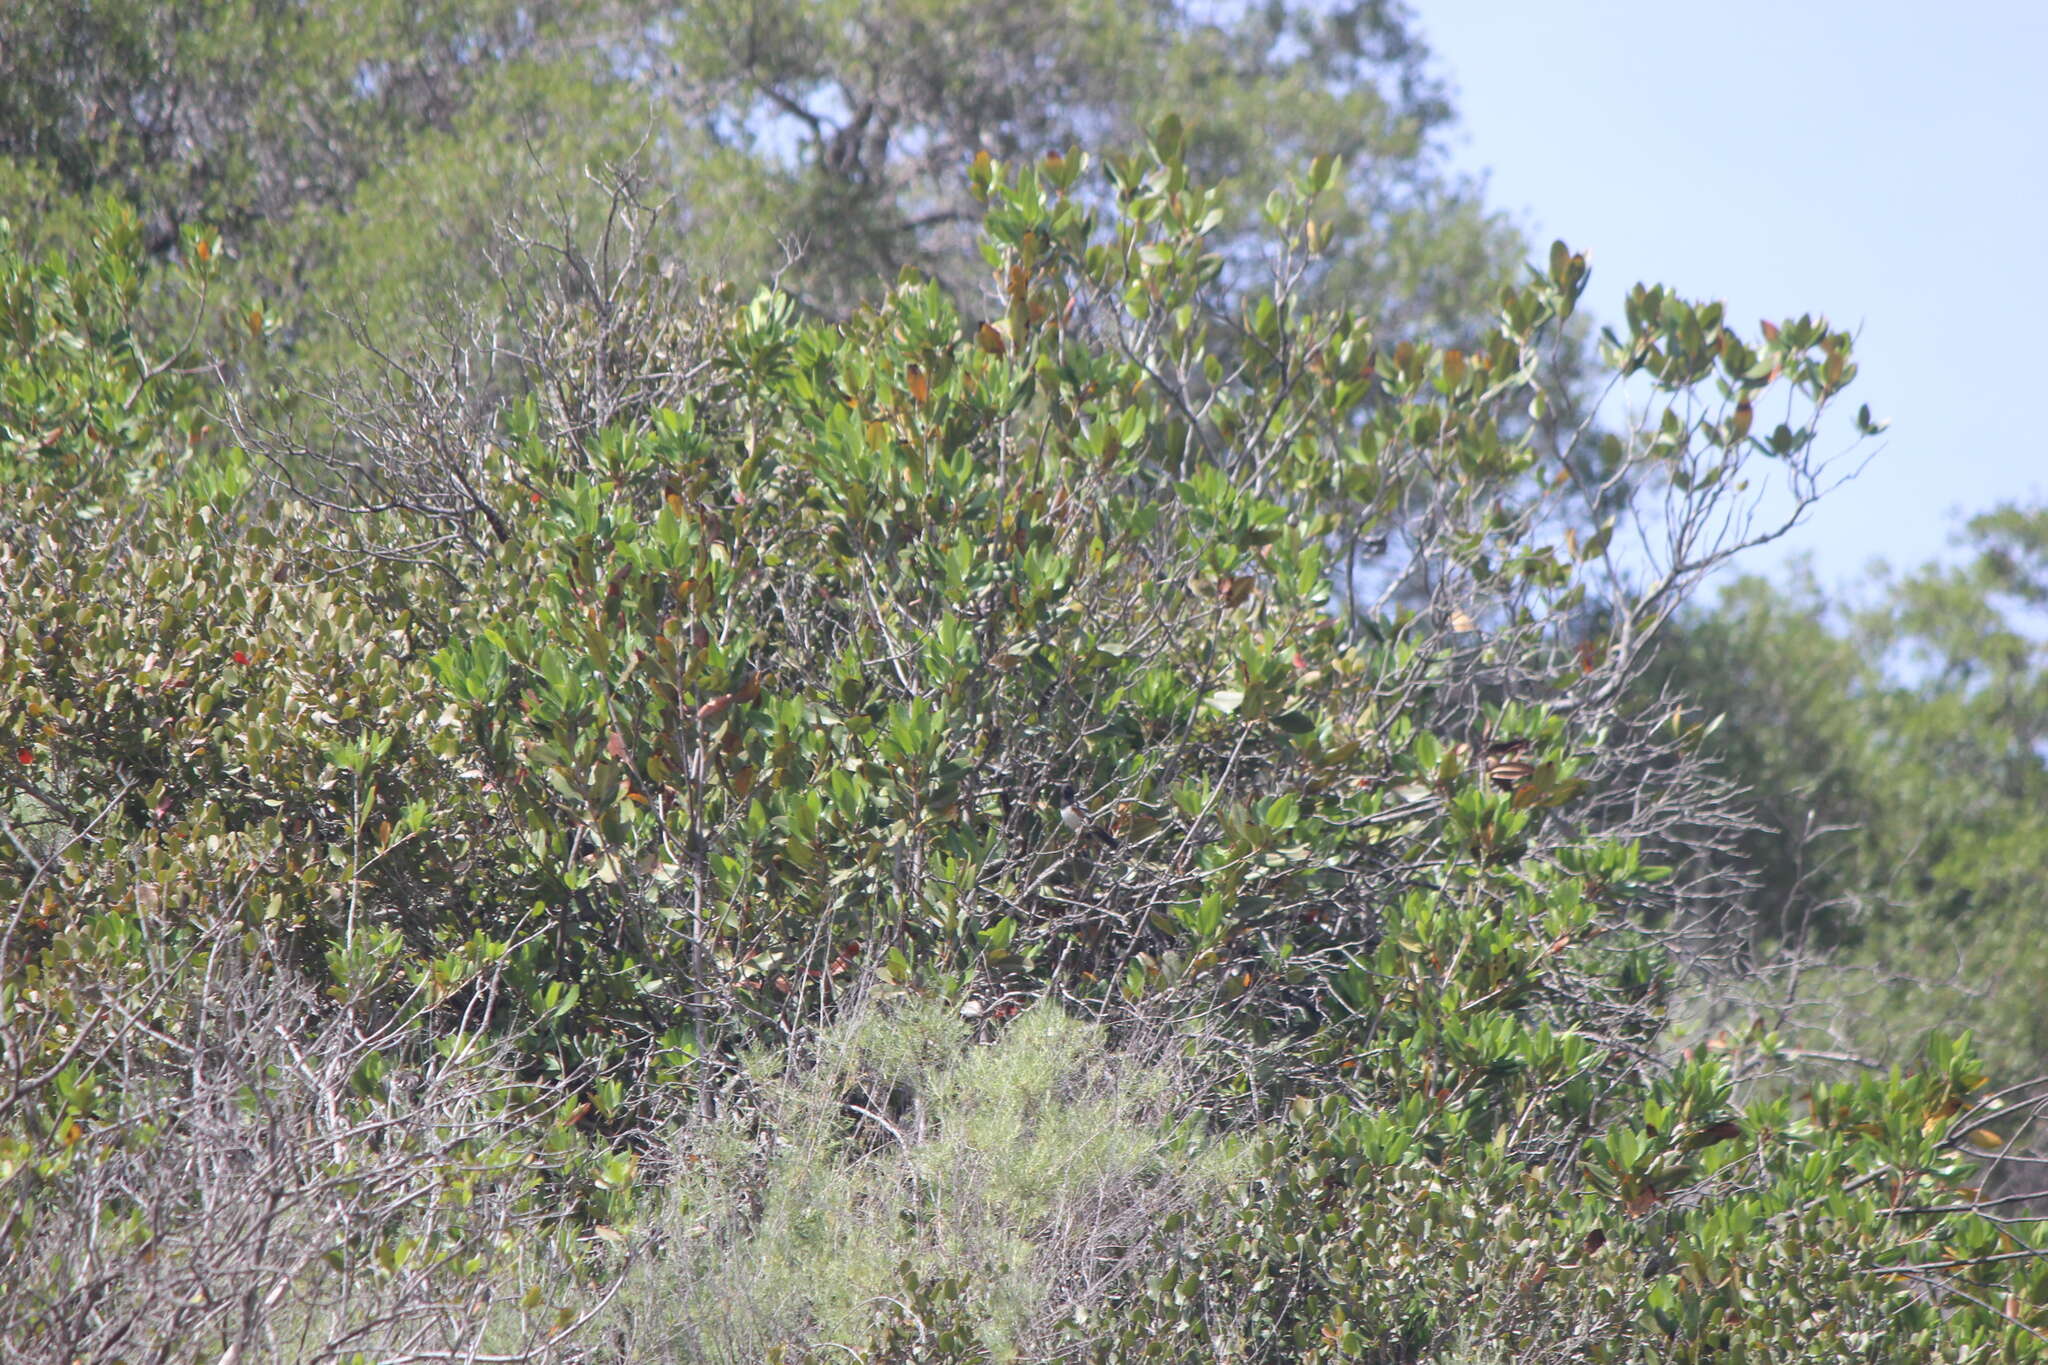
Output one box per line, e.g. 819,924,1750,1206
1205,689,1245,715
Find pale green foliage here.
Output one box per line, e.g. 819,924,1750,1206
622,1001,1228,1361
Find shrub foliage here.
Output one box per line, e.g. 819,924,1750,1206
4,131,2046,1363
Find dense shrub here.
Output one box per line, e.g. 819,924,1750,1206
5,136,2045,1363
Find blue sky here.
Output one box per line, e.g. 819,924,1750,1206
1416,2,2048,591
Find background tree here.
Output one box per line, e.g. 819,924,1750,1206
4,1,1569,579
0,2,1525,367
1657,504,2048,1080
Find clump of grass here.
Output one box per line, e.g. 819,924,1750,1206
611,998,1235,1362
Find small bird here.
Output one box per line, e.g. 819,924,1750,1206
1054,784,1119,849
1482,738,1536,791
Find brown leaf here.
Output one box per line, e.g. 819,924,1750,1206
1692,1120,1743,1147
1216,574,1254,607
